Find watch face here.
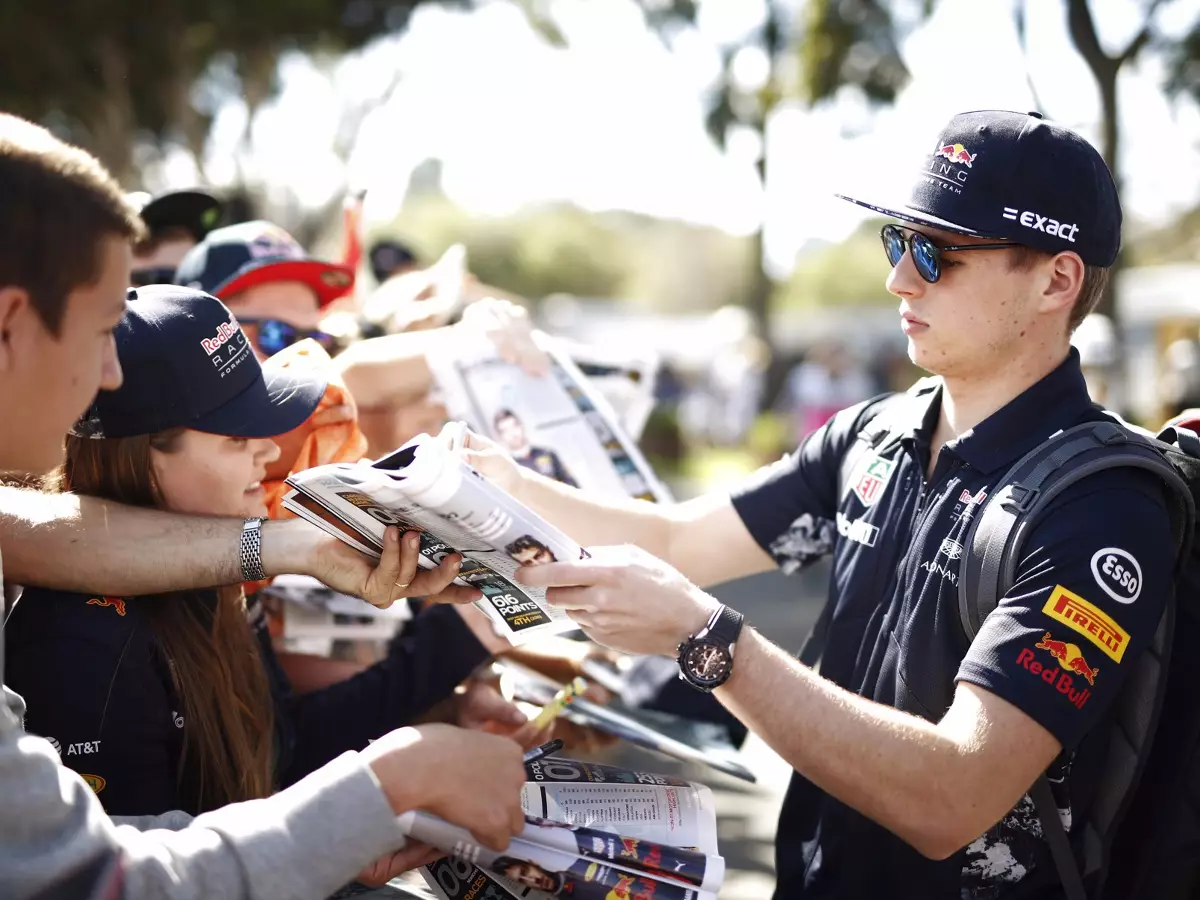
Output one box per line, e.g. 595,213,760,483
682,640,732,685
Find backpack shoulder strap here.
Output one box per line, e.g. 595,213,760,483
1031,775,1089,900
958,418,1196,892
800,379,939,669
958,419,1193,641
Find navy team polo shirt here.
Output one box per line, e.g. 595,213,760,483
731,348,1174,899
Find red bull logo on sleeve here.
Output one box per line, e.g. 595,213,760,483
1042,584,1129,662
1035,633,1100,686
86,596,127,617
936,142,976,167
1017,634,1096,709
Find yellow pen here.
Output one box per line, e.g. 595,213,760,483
531,677,587,731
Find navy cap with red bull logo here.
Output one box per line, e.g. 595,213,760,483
75,285,327,440
837,110,1122,267
175,220,355,309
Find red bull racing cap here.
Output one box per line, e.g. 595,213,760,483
73,285,327,440
837,110,1121,267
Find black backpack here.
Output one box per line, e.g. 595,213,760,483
801,386,1200,900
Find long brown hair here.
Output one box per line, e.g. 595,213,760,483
53,430,274,811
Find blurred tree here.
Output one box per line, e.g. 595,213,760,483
776,216,894,309
373,195,751,309
798,0,1200,324
622,0,804,402
0,0,442,185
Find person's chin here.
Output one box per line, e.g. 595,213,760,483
12,439,71,482
907,340,943,375
240,494,270,519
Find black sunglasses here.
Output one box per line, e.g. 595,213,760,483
880,223,1016,284
237,318,338,356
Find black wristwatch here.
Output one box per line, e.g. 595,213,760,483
676,604,744,693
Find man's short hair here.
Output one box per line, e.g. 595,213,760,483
494,408,520,427
0,114,144,334
1007,245,1111,334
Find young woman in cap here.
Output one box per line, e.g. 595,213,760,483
4,285,532,818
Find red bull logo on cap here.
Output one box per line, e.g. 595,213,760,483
936,142,976,167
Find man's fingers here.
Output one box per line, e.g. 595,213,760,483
475,817,517,852
407,553,460,595
438,583,485,604
544,585,601,612
392,531,421,595
511,805,528,841
512,561,612,590
377,527,403,580
358,527,403,608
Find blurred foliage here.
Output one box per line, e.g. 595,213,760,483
368,194,756,310
799,0,910,106
1127,206,1200,266
774,217,894,309
0,0,445,182
796,0,1200,324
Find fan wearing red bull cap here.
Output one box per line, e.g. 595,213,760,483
423,110,1175,899
0,113,527,900
173,219,605,701
174,220,548,466
6,285,533,822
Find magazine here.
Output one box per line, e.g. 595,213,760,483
426,331,671,504
499,662,755,783
417,759,722,900
282,434,582,645
558,339,660,442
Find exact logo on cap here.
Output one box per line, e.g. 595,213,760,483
1002,207,1080,244
201,313,251,378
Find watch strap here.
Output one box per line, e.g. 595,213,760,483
239,518,267,582
702,603,744,647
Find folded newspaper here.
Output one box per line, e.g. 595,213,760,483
282,433,583,645
419,757,722,900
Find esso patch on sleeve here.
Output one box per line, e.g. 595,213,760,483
1090,548,1142,604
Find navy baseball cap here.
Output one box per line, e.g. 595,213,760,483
176,220,355,309
837,110,1121,266
76,285,327,440
128,189,224,243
